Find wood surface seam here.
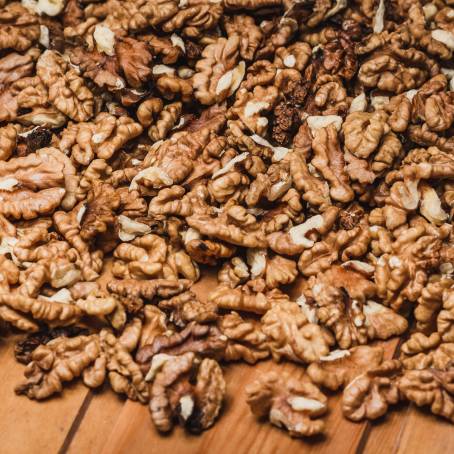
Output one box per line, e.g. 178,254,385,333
58,391,94,454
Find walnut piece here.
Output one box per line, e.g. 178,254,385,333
246,371,328,437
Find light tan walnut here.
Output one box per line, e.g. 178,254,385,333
437,289,454,342
342,360,402,421
148,102,182,141
193,35,243,105
36,50,94,122
99,329,149,403
0,124,18,161
246,371,328,437
307,346,385,391
261,302,334,364
0,153,66,220
0,3,40,52
227,85,279,135
218,311,269,364
375,223,448,310
358,49,438,94
107,278,191,300
399,368,454,423
208,283,289,314
53,204,104,281
59,113,143,165
158,291,218,327
131,0,223,38
311,125,354,203
307,266,377,349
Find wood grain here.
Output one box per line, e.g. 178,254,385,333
0,336,89,454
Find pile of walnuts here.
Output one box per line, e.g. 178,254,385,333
0,0,453,438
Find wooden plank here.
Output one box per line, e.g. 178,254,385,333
98,361,366,454
363,404,454,454
69,272,402,454
0,336,90,454
96,339,399,454
66,390,125,454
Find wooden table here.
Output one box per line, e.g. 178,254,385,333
2,273,453,454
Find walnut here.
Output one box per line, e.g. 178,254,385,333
0,50,37,86
0,152,66,220
0,293,82,328
131,0,223,38
224,15,263,61
53,204,104,281
268,208,339,256
398,368,454,423
137,97,164,127
218,311,269,364
158,291,218,327
311,125,354,203
437,289,454,342
107,278,191,301
36,50,94,122
185,237,237,265
116,37,153,88
308,266,377,348
0,3,40,52
136,322,227,365
15,334,102,399
59,113,143,165
415,276,453,334
246,371,328,437
80,182,120,242
342,360,402,421
193,35,244,105
261,302,334,364
375,222,447,310
14,326,88,364
154,73,193,103
148,352,226,433
113,234,199,281
0,124,18,161
148,102,182,141
307,345,385,391
208,283,289,314
68,46,125,92
227,85,279,135
298,224,370,277
99,328,149,403
358,50,438,94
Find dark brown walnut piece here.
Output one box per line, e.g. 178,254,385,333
136,322,227,368
14,326,88,364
